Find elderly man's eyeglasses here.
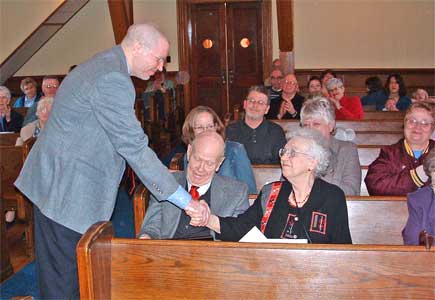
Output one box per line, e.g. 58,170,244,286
150,52,165,64
279,148,310,158
43,84,58,89
246,98,267,106
283,80,297,86
405,118,433,130
193,124,216,132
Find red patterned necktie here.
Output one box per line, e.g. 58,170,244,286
189,185,200,201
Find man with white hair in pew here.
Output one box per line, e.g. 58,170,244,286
139,131,250,240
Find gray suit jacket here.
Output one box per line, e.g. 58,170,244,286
15,46,180,234
139,172,250,239
322,137,361,196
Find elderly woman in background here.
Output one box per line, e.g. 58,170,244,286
181,106,257,194
366,102,435,195
0,86,23,133
402,148,435,246
378,73,412,111
16,97,53,145
412,89,429,103
326,78,364,120
300,97,361,195
193,128,352,244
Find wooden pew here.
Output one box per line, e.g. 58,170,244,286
363,111,405,120
132,183,407,245
274,119,404,133
0,137,35,260
77,221,434,300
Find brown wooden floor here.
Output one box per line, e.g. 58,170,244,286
1,222,32,283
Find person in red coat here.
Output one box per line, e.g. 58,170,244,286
326,78,364,120
365,102,435,196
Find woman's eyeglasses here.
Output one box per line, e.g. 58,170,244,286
279,148,310,158
193,124,216,132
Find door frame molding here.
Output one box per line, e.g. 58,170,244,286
177,0,271,113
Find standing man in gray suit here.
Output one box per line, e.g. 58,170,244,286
15,23,209,299
139,131,250,240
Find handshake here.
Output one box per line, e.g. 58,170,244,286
185,199,211,227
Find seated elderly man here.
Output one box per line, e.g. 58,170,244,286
138,131,250,240
0,86,23,132
268,74,305,120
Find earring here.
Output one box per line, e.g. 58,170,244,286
307,168,312,172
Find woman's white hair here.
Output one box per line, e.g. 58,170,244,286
300,96,336,127
36,97,54,117
286,127,330,177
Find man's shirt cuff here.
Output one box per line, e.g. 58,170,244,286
167,185,192,208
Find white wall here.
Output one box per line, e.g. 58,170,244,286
1,0,434,76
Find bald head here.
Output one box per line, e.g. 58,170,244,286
121,23,168,50
121,23,170,80
191,131,225,159
187,131,225,186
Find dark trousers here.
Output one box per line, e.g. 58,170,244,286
34,207,82,299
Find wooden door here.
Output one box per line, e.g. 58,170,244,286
189,1,263,118
227,1,263,112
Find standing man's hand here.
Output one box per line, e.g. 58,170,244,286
185,199,210,226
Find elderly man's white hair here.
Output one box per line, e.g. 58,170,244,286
121,23,168,50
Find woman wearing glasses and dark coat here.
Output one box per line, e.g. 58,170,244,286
365,102,435,196
192,128,352,244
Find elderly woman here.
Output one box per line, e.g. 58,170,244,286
378,73,412,111
402,148,435,246
300,97,361,195
366,102,435,195
180,106,257,194
194,128,352,244
16,96,53,145
326,78,364,120
412,89,429,103
0,86,23,132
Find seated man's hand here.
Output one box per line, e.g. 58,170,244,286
185,199,210,227
138,233,151,239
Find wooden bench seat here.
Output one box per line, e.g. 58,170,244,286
77,221,434,300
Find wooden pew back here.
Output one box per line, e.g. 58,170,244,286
78,221,435,300
252,164,372,196
275,119,404,133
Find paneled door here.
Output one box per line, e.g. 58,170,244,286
189,1,264,118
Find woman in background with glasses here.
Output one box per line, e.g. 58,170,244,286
366,102,435,195
177,105,257,194
194,128,352,244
